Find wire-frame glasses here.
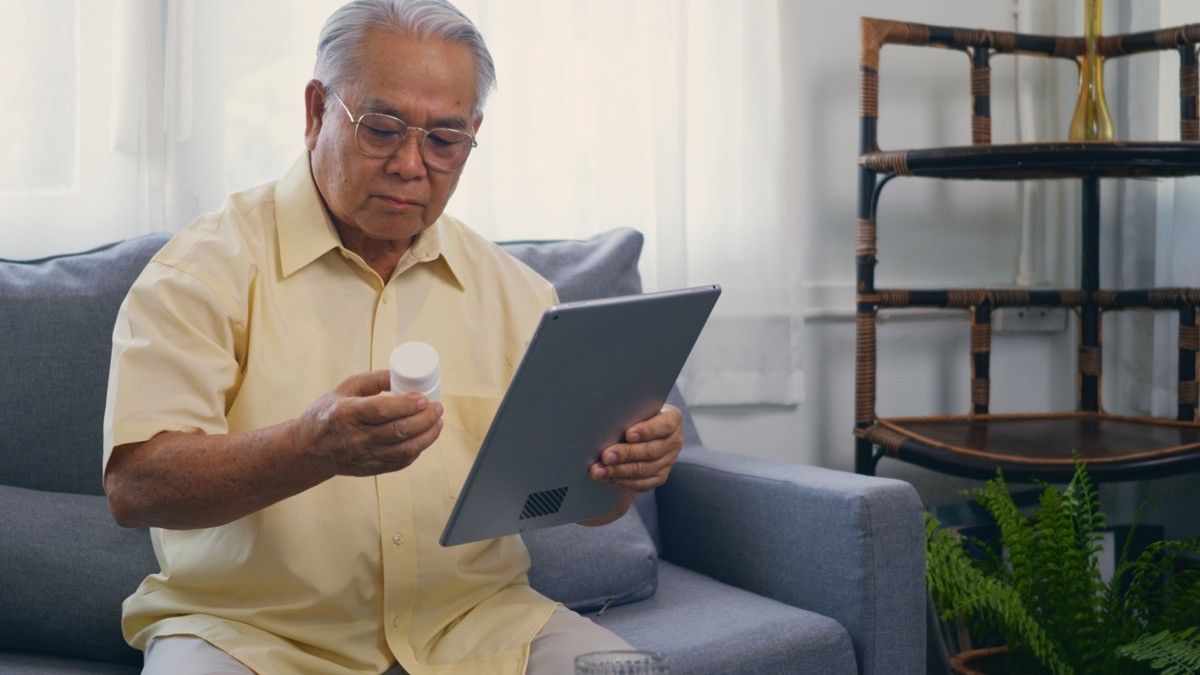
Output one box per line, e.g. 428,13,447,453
329,90,477,172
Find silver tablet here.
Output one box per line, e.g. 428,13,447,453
439,284,720,546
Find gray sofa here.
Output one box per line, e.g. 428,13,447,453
0,229,925,674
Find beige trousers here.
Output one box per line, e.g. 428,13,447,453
142,606,632,675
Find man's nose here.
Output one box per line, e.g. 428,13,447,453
385,132,426,179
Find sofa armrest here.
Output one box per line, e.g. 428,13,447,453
656,445,925,675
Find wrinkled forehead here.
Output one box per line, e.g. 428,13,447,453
344,30,478,125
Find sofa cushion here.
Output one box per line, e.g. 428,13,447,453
0,234,170,496
523,509,657,612
498,230,701,448
0,484,156,665
590,561,857,675
498,227,644,303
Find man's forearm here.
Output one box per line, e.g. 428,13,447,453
105,371,444,531
105,420,332,530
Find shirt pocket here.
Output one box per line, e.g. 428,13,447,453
437,393,502,500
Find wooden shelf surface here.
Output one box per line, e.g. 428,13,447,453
862,412,1200,481
860,142,1200,179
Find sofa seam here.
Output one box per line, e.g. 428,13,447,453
861,486,880,674
676,459,877,496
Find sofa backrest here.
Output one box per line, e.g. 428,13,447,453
0,227,701,498
1,235,172,496
0,226,699,665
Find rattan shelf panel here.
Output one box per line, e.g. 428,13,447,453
867,287,1200,309
853,17,1200,481
861,413,1200,481
859,142,1200,180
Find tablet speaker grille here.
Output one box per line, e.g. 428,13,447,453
519,486,569,520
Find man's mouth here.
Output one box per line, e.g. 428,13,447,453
377,196,423,211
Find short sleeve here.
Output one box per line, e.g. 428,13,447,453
102,261,244,472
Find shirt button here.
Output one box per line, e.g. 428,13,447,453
392,533,405,545
381,294,390,305
392,615,402,628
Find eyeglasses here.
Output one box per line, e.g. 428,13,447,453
328,90,477,172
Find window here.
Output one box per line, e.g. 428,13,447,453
3,0,798,406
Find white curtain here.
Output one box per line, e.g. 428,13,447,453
1012,0,1077,289
1104,0,1200,418
455,0,798,406
0,0,798,406
0,0,154,257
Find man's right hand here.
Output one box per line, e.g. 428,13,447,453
106,369,445,529
296,370,444,477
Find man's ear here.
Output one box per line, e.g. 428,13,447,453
304,80,327,151
471,115,483,136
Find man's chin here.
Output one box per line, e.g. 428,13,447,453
363,216,432,243
335,214,428,249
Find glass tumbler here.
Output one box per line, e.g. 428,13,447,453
574,650,668,675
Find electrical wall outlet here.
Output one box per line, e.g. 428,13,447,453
992,307,1069,334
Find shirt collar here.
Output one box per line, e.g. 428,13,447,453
415,217,469,291
275,152,467,290
276,153,341,278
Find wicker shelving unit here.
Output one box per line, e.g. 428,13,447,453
854,18,1200,482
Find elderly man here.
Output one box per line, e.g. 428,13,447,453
101,1,683,673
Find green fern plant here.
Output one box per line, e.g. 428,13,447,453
926,462,1200,674
1118,627,1200,675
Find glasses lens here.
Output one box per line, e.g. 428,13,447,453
356,114,407,158
422,129,474,171
354,113,474,170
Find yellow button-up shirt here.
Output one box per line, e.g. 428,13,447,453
102,154,559,674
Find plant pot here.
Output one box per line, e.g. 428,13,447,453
950,646,1011,675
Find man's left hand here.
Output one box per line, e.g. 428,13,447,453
588,404,684,492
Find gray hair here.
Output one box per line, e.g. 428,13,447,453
314,0,496,116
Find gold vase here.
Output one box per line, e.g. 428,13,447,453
1068,0,1115,141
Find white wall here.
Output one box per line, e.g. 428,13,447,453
689,0,1200,534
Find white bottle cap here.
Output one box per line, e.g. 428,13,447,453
390,341,440,400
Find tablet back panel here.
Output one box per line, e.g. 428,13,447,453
440,285,719,546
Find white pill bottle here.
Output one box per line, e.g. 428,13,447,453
389,341,440,402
